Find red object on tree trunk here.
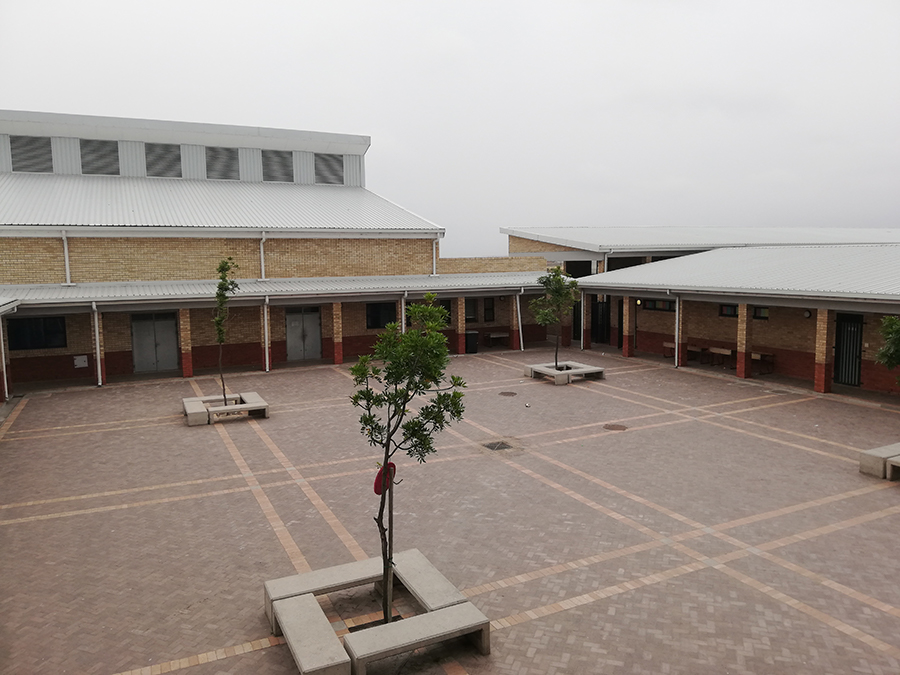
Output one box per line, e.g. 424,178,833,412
374,463,396,495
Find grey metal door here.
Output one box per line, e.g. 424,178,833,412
286,307,321,361
131,313,179,372
833,313,863,386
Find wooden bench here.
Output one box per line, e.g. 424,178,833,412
708,347,733,367
342,602,490,675
389,549,467,612
484,331,508,348
265,557,383,635
207,392,269,423
273,594,350,675
751,352,775,374
662,341,675,358
861,443,900,478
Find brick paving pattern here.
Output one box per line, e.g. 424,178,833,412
1,348,899,674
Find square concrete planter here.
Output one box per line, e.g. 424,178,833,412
525,361,605,385
181,391,268,426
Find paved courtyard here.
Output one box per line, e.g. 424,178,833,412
2,347,900,675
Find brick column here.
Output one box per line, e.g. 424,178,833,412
91,309,107,385
622,296,636,357
0,316,9,403
814,308,834,393
178,309,193,378
454,297,466,354
581,295,592,349
675,297,688,366
509,295,521,351
331,302,343,364
736,304,752,378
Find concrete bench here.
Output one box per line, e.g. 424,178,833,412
274,594,349,675
859,443,900,478
525,362,605,386
342,602,490,675
265,557,383,635
888,455,900,482
390,549,467,612
183,398,210,426
207,392,269,423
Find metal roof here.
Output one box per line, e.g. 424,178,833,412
579,245,900,303
0,297,19,315
0,173,442,235
502,226,900,253
0,272,545,308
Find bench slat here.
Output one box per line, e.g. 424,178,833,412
343,602,490,675
274,594,349,675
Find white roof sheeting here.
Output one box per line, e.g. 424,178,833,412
0,297,19,314
0,173,442,234
0,272,545,308
579,245,900,302
502,226,900,253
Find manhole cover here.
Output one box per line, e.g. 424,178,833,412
499,391,518,397
483,441,512,451
603,424,628,431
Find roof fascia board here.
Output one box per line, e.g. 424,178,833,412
0,226,442,240
0,110,371,155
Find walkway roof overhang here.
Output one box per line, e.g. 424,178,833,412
0,272,545,315
578,245,900,315
502,226,900,259
0,297,19,316
0,173,443,239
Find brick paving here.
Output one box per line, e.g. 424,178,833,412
2,347,900,674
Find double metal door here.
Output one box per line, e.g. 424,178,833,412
131,313,179,372
286,307,322,361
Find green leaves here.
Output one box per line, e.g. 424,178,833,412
350,293,466,463
529,266,579,368
213,257,239,345
876,315,900,378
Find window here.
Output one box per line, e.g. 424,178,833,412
146,143,182,177
719,304,738,317
438,299,452,317
206,146,239,180
366,302,396,330
262,149,294,182
465,299,478,323
7,316,67,350
483,298,495,322
643,299,675,312
10,135,53,173
80,139,120,175
315,153,344,184
753,307,769,320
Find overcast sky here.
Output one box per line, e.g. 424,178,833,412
1,1,898,256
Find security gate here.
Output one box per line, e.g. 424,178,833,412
833,313,863,386
286,307,321,361
131,313,179,372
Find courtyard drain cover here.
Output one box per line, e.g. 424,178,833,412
499,391,518,397
603,424,628,431
483,441,512,451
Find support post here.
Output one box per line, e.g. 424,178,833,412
91,303,106,385
331,302,343,365
736,303,752,378
509,294,521,351
260,301,271,372
814,308,834,393
675,296,687,367
179,308,193,378
454,297,466,354
581,292,592,350
0,316,8,403
622,296,636,357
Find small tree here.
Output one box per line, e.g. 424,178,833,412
530,266,579,369
350,293,465,624
213,258,239,406
876,315,900,384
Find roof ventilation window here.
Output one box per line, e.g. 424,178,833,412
206,146,239,180
10,135,53,173
262,149,294,182
314,153,344,185
146,143,182,178
80,139,120,175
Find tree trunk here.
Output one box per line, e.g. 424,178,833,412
219,343,227,406
375,450,393,624
554,331,561,369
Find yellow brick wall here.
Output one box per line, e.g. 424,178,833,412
863,313,890,361
103,312,133,352
0,238,67,284
190,306,261,346
751,306,816,352
266,238,433,277
508,235,582,254
268,306,287,341
436,256,547,274
68,238,261,283
636,307,675,334
6,312,94,358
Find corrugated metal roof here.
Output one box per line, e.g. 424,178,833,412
0,297,19,314
502,226,900,252
0,272,545,307
579,245,900,301
0,173,442,233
